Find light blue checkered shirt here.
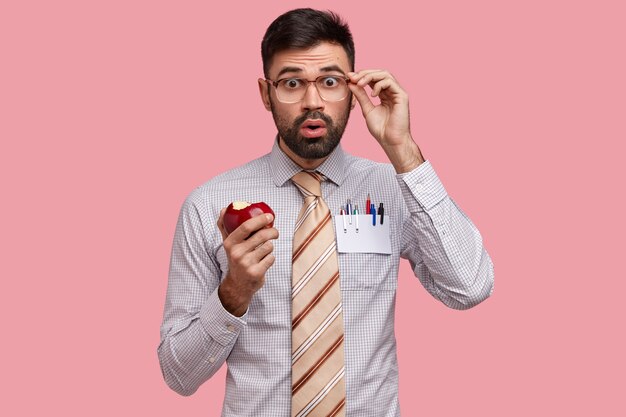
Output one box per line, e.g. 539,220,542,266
158,139,494,416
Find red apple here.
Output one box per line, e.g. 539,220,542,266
223,201,275,235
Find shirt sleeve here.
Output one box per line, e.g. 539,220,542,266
157,190,247,396
397,161,494,310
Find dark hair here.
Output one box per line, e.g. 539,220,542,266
261,8,355,77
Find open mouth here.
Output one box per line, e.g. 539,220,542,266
300,119,327,138
301,119,326,130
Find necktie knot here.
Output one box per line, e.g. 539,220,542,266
292,171,324,198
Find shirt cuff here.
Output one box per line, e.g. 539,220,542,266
396,160,448,212
199,288,248,347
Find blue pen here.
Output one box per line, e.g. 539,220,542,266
371,203,376,226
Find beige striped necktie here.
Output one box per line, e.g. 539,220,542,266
291,171,346,417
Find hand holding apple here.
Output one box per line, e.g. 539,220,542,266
223,201,275,235
216,201,278,317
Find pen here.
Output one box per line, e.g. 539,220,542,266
347,199,352,225
371,203,376,226
365,193,371,214
340,207,347,233
354,205,359,233
378,202,384,225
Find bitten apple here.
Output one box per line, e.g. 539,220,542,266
223,201,275,235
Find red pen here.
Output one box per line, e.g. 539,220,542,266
365,193,371,214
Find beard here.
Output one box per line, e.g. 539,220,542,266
270,96,351,160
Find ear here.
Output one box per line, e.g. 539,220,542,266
258,78,272,111
350,92,357,110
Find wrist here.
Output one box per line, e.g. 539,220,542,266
218,275,252,317
382,135,425,173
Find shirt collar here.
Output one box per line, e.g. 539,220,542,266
270,136,348,187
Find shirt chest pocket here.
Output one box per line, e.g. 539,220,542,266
338,252,397,291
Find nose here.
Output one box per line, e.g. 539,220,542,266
300,81,325,112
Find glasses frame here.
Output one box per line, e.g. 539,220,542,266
265,75,351,103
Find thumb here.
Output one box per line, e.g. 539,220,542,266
349,83,375,116
216,207,229,241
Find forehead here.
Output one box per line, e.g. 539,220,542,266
268,42,350,78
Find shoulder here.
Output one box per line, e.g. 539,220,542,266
191,153,270,194
181,153,273,216
176,153,273,244
200,153,272,191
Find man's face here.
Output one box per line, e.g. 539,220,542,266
259,42,355,161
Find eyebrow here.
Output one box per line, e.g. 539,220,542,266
276,65,347,79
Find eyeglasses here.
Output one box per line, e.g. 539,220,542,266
265,75,351,103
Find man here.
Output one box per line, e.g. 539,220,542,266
158,8,494,417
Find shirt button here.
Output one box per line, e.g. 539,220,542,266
208,357,216,363
227,324,235,332
415,184,425,192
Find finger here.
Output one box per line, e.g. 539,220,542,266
239,226,279,253
371,78,393,97
356,70,397,88
350,70,404,99
229,213,275,243
216,207,228,240
347,69,383,84
348,82,376,116
258,253,276,271
246,252,275,279
355,70,390,86
250,240,274,263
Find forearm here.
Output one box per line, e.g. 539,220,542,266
408,199,494,309
218,274,254,317
158,289,245,396
159,192,247,395
398,161,494,309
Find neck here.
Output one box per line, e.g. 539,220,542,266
278,136,329,170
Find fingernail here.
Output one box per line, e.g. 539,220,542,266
266,214,273,222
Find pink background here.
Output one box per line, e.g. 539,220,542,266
2,0,625,415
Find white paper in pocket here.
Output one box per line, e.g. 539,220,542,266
333,214,391,254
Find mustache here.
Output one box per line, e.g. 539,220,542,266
294,111,333,127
